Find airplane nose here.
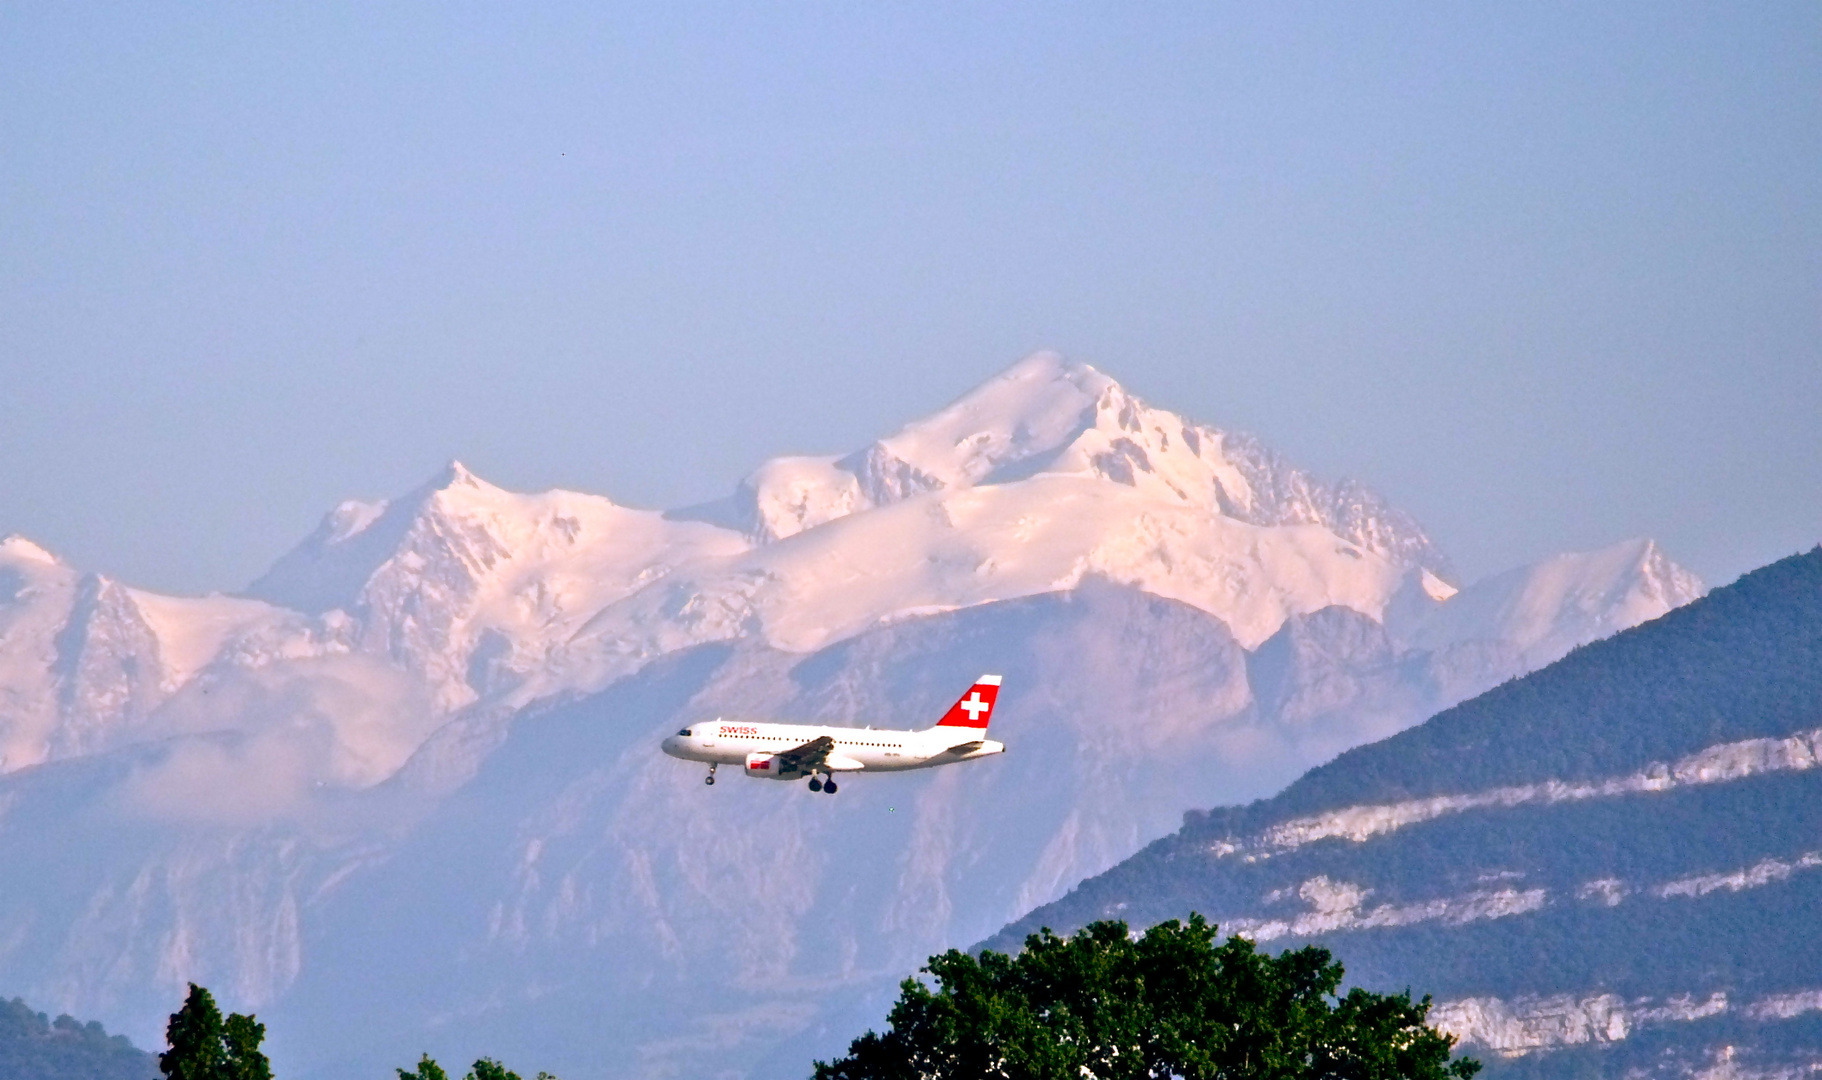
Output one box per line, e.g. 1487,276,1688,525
660,736,681,757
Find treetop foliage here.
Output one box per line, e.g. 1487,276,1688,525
814,914,1480,1080
398,1053,450,1080
154,987,562,1080
159,985,270,1080
398,1053,559,1080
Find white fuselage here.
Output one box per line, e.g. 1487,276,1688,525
661,720,1004,774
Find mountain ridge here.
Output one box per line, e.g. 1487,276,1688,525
982,547,1822,1080
4,353,1696,779
0,353,1714,1079
676,353,1456,581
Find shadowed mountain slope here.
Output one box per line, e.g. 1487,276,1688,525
987,548,1822,1079
269,584,1278,1079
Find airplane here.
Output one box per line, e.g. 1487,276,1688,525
660,674,1006,794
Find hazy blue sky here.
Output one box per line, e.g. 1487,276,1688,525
2,2,1817,596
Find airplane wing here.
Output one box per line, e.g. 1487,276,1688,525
775,735,835,772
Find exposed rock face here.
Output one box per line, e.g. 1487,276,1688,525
0,588,1272,1078
50,575,166,758
1249,606,1399,725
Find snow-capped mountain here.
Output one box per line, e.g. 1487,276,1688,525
1393,537,1706,669
239,353,1472,716
6,353,1686,773
0,352,1710,1078
0,535,314,772
247,461,749,711
682,354,1452,574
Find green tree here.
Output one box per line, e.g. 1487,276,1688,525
397,1054,449,1080
814,915,1480,1080
397,1056,557,1080
222,1014,271,1080
159,987,226,1080
158,985,271,1080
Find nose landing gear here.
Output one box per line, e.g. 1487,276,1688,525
704,763,717,786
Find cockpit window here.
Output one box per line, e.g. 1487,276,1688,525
677,728,692,737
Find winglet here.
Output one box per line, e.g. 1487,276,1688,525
935,674,1002,730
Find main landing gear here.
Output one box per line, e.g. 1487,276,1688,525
704,763,717,786
807,774,837,795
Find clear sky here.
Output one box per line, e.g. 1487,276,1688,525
2,2,1817,596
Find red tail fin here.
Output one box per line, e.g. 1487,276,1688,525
936,675,1002,730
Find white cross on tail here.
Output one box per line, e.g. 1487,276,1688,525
959,692,990,723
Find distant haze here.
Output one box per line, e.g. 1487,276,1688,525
2,3,1817,595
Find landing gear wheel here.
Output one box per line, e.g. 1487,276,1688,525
705,764,718,786
807,778,823,792
823,779,838,795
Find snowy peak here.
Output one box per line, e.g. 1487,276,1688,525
858,351,1114,493
0,535,62,567
721,352,1452,582
436,458,483,489
1396,538,1706,667
852,351,1212,506
1632,538,1708,610
250,461,557,615
409,459,537,523
833,351,1219,509
711,455,865,542
250,462,750,710
0,534,73,611
684,353,1117,540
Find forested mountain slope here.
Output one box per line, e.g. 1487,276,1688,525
0,998,156,1080
989,548,1822,1079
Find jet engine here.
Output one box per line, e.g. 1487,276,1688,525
743,752,802,780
